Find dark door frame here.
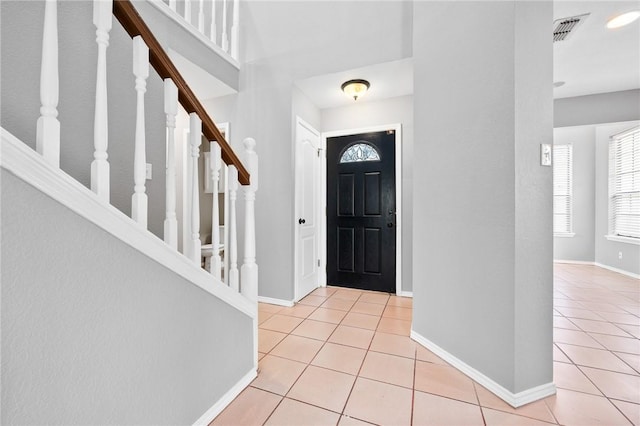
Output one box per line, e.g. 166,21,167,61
320,124,403,296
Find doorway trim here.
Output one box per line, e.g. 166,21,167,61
321,123,403,296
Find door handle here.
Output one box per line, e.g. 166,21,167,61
387,222,393,228
299,218,306,224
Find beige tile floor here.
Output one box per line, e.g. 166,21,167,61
212,264,639,425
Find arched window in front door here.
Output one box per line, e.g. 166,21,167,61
339,142,381,163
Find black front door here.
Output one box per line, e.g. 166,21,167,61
327,130,396,293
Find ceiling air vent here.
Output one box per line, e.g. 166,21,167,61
553,13,589,42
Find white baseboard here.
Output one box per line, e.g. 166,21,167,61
1,128,256,319
192,368,257,425
594,262,640,279
553,260,595,265
399,291,413,298
410,330,556,408
258,296,295,307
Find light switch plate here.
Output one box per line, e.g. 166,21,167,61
146,163,152,179
540,144,552,166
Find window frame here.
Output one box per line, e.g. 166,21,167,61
607,125,640,245
339,142,381,163
553,143,574,237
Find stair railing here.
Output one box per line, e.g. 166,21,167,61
36,0,257,304
162,0,240,61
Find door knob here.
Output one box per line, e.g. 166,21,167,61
387,222,394,228
299,218,306,224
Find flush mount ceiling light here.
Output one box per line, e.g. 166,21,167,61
341,79,370,101
607,10,640,29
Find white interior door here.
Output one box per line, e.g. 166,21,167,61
295,118,321,301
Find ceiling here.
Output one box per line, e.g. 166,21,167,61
295,1,639,109
184,2,639,107
295,58,413,110
553,1,640,99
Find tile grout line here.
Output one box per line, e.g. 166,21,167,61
252,269,637,425
337,290,372,421
410,347,417,425
258,289,335,425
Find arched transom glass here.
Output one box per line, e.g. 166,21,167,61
339,142,381,163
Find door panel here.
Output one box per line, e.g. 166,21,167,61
364,228,381,273
337,227,355,272
327,130,396,293
338,174,355,216
364,172,381,215
295,120,321,301
302,236,315,276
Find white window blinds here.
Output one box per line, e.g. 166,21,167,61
553,144,573,235
609,126,640,239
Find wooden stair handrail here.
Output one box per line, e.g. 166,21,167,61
112,0,250,185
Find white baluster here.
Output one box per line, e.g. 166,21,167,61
131,36,149,227
188,113,202,265
36,0,60,168
198,0,205,33
228,165,239,292
209,0,217,44
169,0,176,11
240,138,258,302
221,0,229,52
223,165,230,283
184,0,192,24
91,0,112,202
164,79,178,249
209,143,222,278
230,0,239,60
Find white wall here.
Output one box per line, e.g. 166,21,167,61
321,95,414,293
553,126,596,262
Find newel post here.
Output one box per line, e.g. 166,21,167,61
36,0,60,168
240,138,258,303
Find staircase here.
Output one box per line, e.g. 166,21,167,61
1,0,259,424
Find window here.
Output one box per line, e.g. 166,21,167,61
609,126,640,240
553,144,573,236
340,142,380,163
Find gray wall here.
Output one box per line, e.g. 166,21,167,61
321,95,414,293
293,86,322,132
553,126,596,262
412,1,553,393
1,171,254,425
595,121,640,276
554,89,640,128
233,0,413,301
554,91,640,276
1,0,167,239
